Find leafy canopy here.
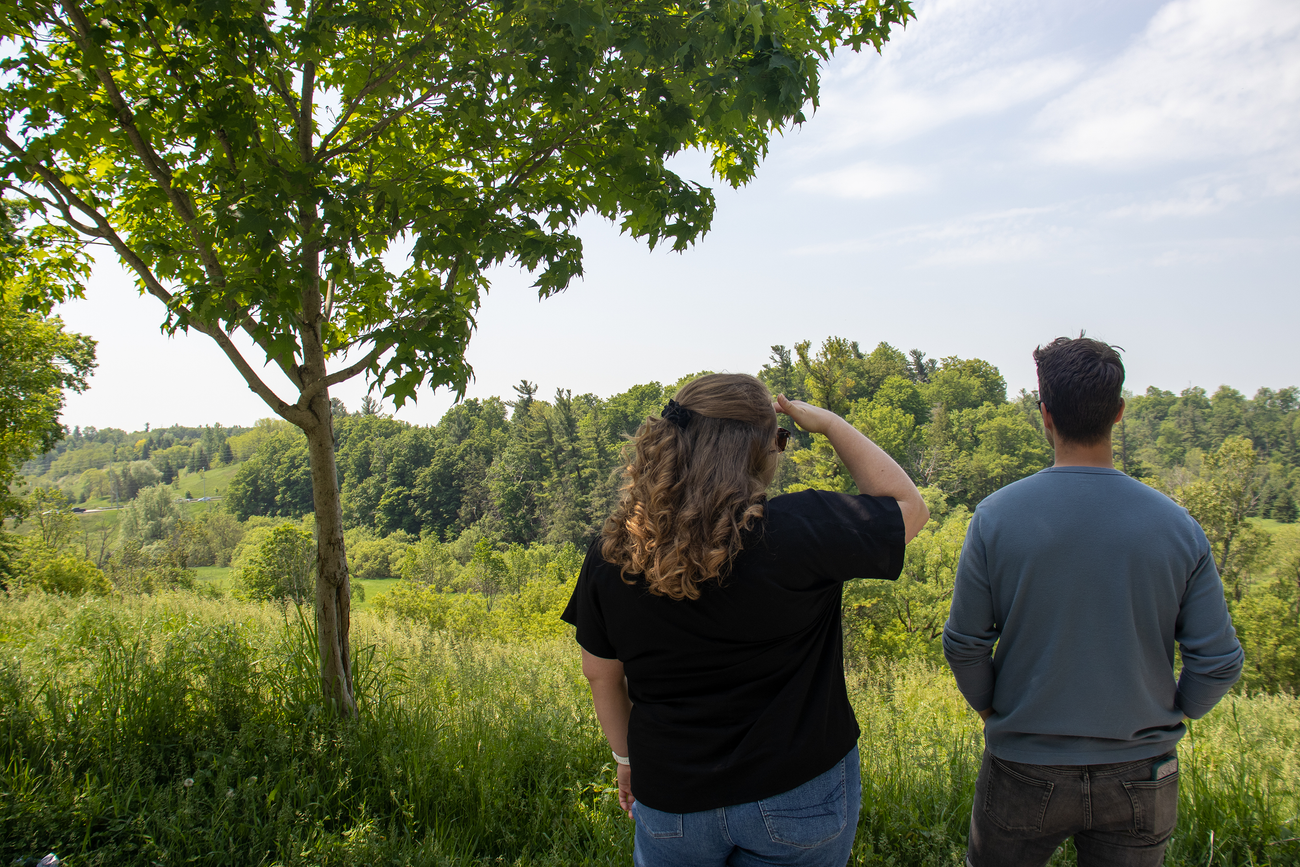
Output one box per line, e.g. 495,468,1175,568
0,205,97,520
1,0,913,411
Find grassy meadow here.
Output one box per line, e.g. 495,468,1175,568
190,569,399,612
1,590,1297,867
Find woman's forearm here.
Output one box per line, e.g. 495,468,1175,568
582,648,631,755
775,395,928,540
582,648,636,816
822,417,929,540
591,679,631,755
824,417,913,499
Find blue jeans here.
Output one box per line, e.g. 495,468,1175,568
967,749,1180,867
632,746,861,867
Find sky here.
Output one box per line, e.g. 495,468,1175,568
55,0,1300,432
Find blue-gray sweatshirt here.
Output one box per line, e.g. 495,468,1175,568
943,465,1244,765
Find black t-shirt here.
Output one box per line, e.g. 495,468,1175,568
561,489,905,813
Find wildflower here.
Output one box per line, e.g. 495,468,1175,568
226,788,235,799
183,778,194,788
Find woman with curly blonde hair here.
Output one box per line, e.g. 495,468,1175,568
562,372,928,867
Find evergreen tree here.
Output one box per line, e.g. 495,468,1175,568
1273,490,1297,523
509,380,539,421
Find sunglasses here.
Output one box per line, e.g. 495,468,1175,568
775,427,791,452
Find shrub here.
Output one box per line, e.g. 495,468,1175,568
236,524,315,603
13,549,112,596
117,483,181,545
373,569,576,643
345,528,411,581
492,572,579,641
400,536,465,589
371,580,489,635
182,511,246,567
1233,583,1300,694
5,490,114,596
103,537,195,593
843,499,969,666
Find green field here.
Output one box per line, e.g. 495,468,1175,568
192,565,234,592
193,567,399,610
174,463,241,502
1,589,1295,866
355,577,399,610
33,463,246,542
62,462,243,512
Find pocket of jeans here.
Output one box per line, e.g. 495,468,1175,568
758,760,849,849
633,800,683,839
982,756,1055,833
1123,768,1179,841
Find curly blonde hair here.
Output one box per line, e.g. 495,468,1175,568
600,373,778,600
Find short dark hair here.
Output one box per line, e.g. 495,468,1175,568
1033,336,1125,445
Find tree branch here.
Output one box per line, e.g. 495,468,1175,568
316,56,420,158
1,133,311,428
330,258,459,353
297,342,388,407
59,2,305,390
497,97,613,195
299,59,316,162
317,90,445,161
308,255,460,397
312,2,468,158
254,13,303,126
13,185,102,237
60,0,231,292
272,67,302,125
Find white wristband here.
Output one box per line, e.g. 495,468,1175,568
612,751,630,765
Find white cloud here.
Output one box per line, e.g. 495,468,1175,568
1108,178,1245,219
795,0,1088,152
791,205,1071,265
1143,235,1283,268
914,207,1072,265
813,56,1084,150
1259,151,1300,195
1034,0,1300,167
790,161,932,199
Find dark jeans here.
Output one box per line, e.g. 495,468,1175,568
967,749,1179,867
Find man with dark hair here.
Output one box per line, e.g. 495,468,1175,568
943,336,1243,867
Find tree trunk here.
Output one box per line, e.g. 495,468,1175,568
304,396,357,716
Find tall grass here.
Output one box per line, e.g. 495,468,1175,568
1,591,1296,866
1,591,628,865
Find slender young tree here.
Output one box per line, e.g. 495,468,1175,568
0,202,96,523
1,0,912,712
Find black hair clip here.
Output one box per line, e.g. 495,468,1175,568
662,399,693,430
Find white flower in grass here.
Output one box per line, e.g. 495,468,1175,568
226,788,235,798
183,778,194,788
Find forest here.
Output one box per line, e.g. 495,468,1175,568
22,338,1300,536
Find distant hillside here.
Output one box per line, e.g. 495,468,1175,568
21,341,1299,542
